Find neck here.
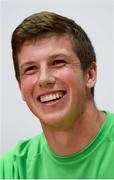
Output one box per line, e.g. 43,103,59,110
41,102,105,156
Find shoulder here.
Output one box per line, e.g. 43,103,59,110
103,111,114,130
1,132,45,159
105,111,114,123
0,132,45,178
104,111,114,140
12,132,45,158
0,146,16,178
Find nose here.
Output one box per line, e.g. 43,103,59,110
38,66,56,88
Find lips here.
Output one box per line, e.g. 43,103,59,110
38,91,66,103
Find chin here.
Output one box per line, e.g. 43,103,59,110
38,112,73,130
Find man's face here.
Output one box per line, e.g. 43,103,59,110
18,35,91,129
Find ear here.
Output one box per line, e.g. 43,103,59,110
86,62,97,88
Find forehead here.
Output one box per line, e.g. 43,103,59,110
22,33,73,50
18,34,78,61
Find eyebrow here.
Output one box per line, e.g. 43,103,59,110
19,61,37,69
49,53,71,60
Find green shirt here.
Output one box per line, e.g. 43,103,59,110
0,111,114,179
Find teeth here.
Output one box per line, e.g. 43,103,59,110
40,91,64,103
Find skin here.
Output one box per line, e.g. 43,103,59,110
18,34,105,156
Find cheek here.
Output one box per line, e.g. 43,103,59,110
56,68,76,82
57,68,83,90
20,76,37,98
59,69,86,95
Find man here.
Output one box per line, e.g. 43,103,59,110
0,11,114,179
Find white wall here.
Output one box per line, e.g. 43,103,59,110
1,0,114,155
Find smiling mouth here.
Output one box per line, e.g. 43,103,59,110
39,91,66,103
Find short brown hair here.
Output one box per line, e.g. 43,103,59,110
11,11,96,95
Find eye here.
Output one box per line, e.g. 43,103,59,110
24,65,37,74
52,60,66,66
